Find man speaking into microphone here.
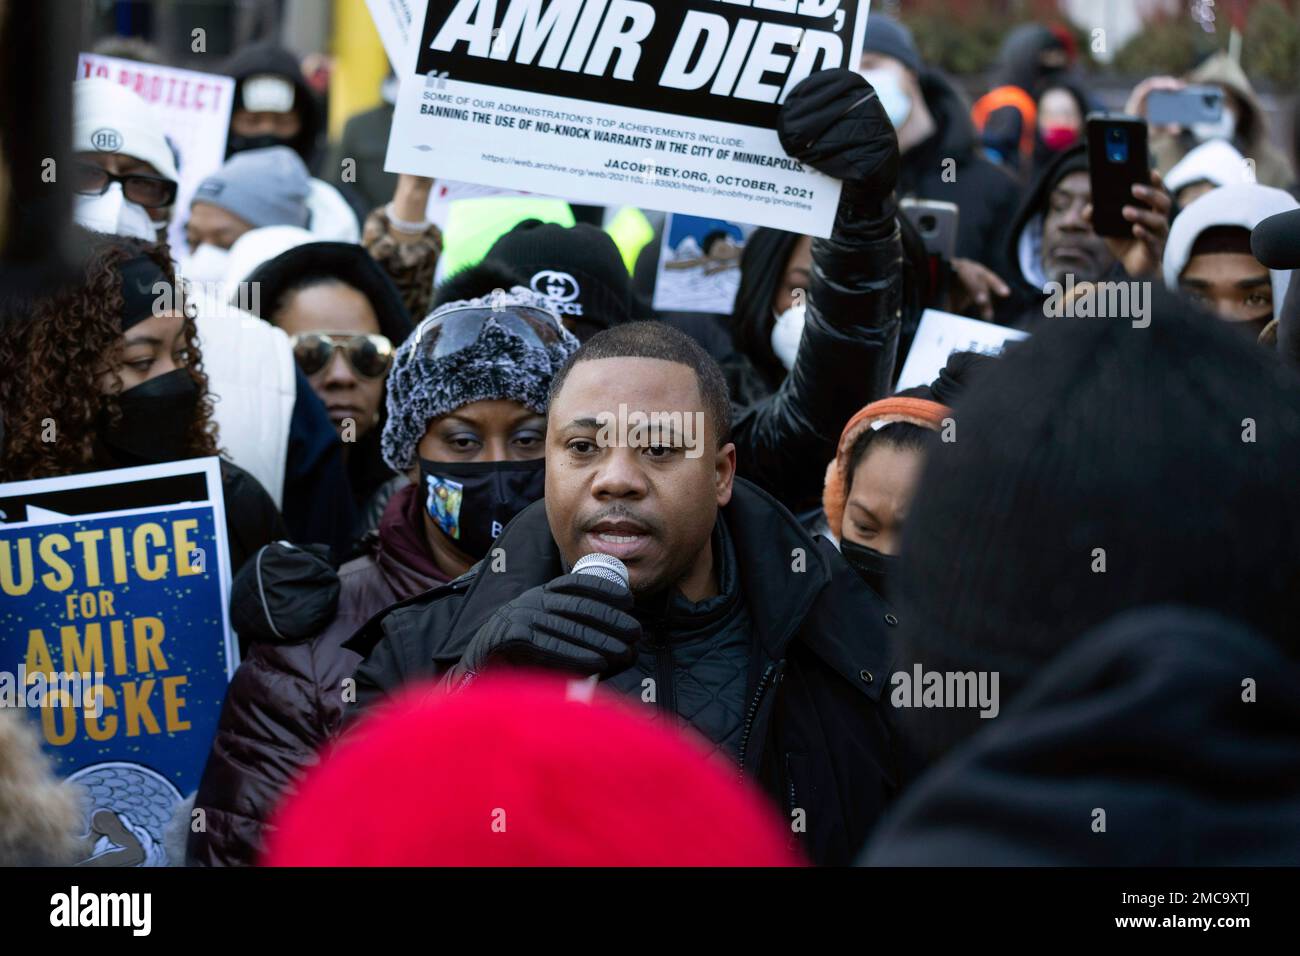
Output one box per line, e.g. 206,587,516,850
345,71,902,866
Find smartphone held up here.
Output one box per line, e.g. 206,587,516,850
1086,113,1151,238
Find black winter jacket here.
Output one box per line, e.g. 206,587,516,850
863,605,1300,865
190,486,445,866
345,478,901,865
729,219,903,511
991,143,1088,327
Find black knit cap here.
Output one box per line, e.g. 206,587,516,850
895,287,1300,761
243,241,414,346
484,221,636,339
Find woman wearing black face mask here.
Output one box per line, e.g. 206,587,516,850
0,230,285,578
819,393,951,605
188,282,579,866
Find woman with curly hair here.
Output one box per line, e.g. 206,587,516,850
0,229,285,579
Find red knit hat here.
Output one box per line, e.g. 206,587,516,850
822,396,951,539
262,674,803,867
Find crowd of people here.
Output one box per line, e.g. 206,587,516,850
2,13,1300,868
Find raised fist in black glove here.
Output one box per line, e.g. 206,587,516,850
443,573,642,689
778,69,900,231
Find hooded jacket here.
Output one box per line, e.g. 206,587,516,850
992,143,1092,326
1161,182,1298,326
863,605,1300,865
992,24,1070,94
1164,138,1251,203
221,43,360,242
1150,53,1295,191
898,70,1023,262
221,42,323,167
972,25,1076,172
188,482,447,866
344,477,900,866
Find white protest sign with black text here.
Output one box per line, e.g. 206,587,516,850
385,0,872,237
895,309,1029,392
76,54,235,256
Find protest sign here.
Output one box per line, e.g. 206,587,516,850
895,309,1029,392
383,0,872,237
368,0,429,73
0,458,236,866
653,213,751,315
76,54,236,256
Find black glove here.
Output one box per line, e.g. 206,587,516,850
443,573,641,689
230,541,339,643
778,69,900,237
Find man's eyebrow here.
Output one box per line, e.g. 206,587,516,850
1052,185,1087,201
1180,278,1212,289
1236,276,1271,289
565,417,603,430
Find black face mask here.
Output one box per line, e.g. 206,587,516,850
101,369,199,466
418,458,546,561
226,133,295,158
839,539,898,601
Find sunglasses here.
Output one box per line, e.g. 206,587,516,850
73,162,179,209
290,332,394,380
410,304,565,361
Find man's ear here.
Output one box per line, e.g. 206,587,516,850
715,441,737,507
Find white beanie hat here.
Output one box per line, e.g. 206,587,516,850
1163,183,1300,324
1164,139,1250,199
73,78,180,183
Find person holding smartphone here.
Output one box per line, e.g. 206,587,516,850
994,142,1172,327
1125,54,1295,190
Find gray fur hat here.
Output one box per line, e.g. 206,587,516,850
382,287,580,473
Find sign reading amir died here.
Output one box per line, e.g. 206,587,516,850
384,0,872,236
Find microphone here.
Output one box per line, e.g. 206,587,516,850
1251,208,1300,270
568,553,631,697
571,552,630,591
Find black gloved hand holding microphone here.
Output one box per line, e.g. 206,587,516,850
442,553,641,691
